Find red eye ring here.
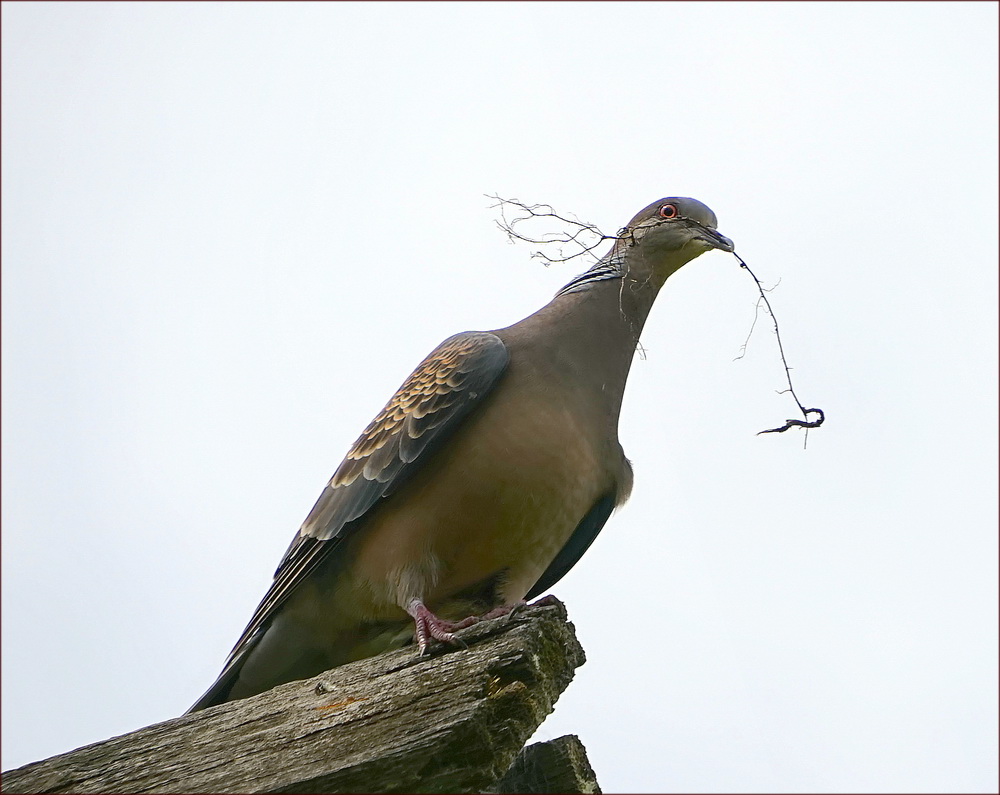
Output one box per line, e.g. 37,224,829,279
659,203,678,219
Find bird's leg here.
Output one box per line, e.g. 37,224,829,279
405,599,528,655
406,598,468,654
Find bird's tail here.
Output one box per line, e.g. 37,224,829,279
186,619,414,713
186,633,261,713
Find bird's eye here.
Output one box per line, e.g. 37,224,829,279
659,203,678,219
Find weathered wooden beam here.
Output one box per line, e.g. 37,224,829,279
489,734,602,794
2,598,587,794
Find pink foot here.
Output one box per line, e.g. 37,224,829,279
476,600,527,624
405,599,527,655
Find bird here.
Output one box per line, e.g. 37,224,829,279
188,197,733,712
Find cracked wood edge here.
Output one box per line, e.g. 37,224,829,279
488,734,602,794
2,598,585,794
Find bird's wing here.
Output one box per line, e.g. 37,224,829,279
220,331,510,670
525,493,616,600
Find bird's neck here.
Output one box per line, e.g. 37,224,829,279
558,245,673,318
499,249,678,430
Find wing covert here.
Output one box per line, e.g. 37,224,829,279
298,331,509,543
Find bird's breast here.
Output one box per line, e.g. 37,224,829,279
338,377,617,621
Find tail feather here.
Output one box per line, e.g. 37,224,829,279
187,631,262,713
187,619,414,713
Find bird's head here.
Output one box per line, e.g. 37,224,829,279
614,197,734,286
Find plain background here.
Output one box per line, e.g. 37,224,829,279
2,3,997,792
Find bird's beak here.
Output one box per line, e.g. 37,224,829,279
697,226,735,253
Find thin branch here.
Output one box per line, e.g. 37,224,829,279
733,279,780,361
733,253,825,441
487,194,619,266
733,296,764,362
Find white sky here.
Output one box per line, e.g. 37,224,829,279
2,2,997,792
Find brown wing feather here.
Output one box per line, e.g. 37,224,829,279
217,332,509,671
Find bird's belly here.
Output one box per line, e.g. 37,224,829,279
338,399,608,621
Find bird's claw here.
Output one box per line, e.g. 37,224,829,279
408,598,529,655
503,600,528,623
409,599,474,655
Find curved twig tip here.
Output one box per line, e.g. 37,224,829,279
757,407,825,435
734,253,826,443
